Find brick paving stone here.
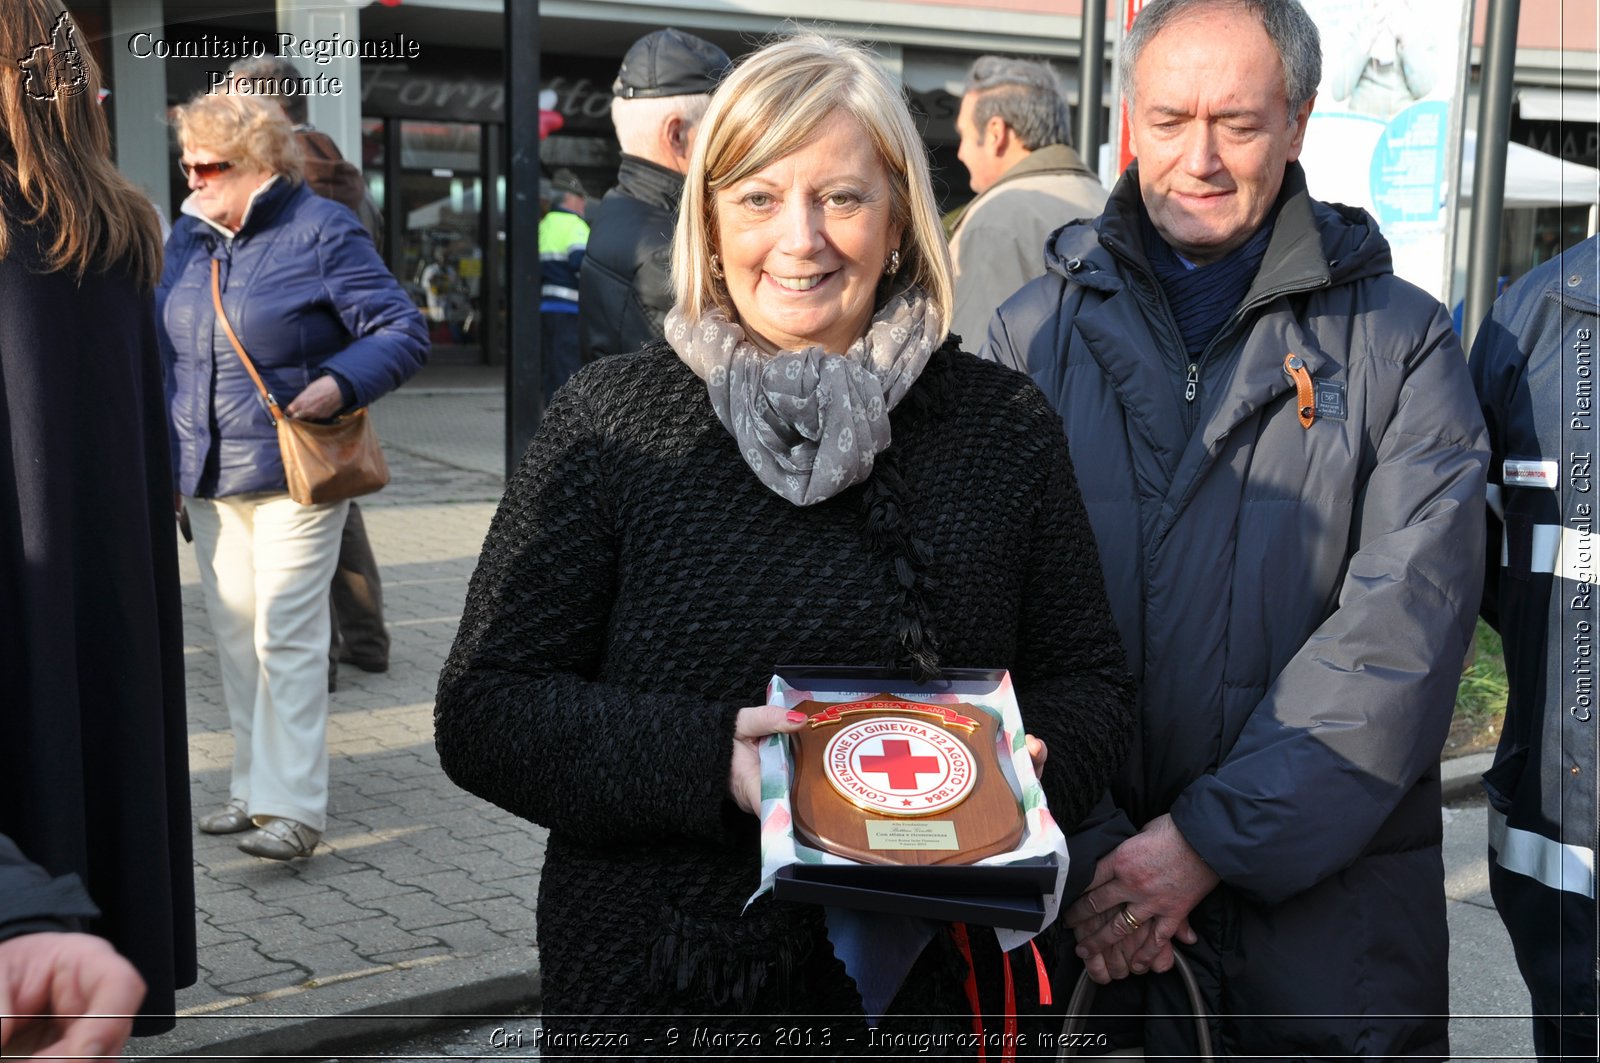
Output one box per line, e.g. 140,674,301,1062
468,873,540,909
389,869,512,906
225,913,342,952
233,872,336,904
197,940,300,984
291,891,382,930
216,967,311,997
193,917,250,949
294,850,379,879
332,914,439,960
347,772,428,799
289,939,373,981
423,917,516,956
392,826,494,860
458,895,538,935
427,808,533,840
325,787,389,815
318,869,421,903
370,891,480,931
203,888,293,928
359,846,457,881
341,803,447,833
365,943,452,966
449,850,530,884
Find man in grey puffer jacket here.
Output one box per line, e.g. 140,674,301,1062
983,0,1487,1056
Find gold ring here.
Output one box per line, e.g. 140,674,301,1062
1119,906,1142,932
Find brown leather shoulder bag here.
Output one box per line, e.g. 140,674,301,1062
210,259,389,505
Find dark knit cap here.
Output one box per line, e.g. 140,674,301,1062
612,28,731,99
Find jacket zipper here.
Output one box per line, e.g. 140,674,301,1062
1180,277,1329,434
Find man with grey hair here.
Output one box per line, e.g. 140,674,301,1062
947,56,1106,345
579,29,730,360
984,0,1486,1054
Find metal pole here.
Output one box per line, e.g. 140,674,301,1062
504,2,543,475
1463,0,1521,349
1077,0,1107,169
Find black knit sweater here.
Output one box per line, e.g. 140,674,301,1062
435,340,1133,1049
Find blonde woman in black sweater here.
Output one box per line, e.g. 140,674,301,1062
436,33,1133,1055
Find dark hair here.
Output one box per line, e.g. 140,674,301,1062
1122,0,1322,118
963,56,1072,150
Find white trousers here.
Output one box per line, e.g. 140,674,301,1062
187,492,349,831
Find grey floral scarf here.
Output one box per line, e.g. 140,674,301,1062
666,289,943,506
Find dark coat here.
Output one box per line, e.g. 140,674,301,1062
1470,236,1599,1042
0,833,100,942
435,340,1134,1049
157,179,428,498
0,185,196,1033
984,164,1489,1058
576,154,681,360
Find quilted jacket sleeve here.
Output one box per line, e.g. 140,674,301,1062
1170,304,1490,904
313,210,429,407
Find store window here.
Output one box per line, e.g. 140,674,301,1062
1501,204,1595,287
398,120,484,351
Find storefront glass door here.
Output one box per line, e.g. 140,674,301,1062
397,120,484,357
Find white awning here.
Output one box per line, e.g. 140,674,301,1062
1462,130,1600,209
1518,87,1600,125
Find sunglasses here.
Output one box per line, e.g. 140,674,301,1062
179,160,235,180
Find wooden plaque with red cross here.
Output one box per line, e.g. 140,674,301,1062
788,694,1024,866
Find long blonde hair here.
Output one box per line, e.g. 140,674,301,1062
672,34,954,338
0,0,163,291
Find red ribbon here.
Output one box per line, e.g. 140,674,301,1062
950,925,1051,1063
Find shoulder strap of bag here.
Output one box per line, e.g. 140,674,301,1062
211,258,286,425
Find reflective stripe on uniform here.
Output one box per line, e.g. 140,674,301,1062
541,284,580,302
1503,521,1599,585
1488,806,1596,898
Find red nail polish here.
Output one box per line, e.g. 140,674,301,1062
785,710,808,724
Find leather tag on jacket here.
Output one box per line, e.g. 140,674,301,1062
1313,379,1347,421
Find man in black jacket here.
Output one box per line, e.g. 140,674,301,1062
578,29,730,360
982,0,1486,1056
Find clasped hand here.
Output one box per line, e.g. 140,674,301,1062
1062,813,1220,984
726,705,1049,816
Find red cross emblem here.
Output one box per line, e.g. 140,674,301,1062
858,739,943,791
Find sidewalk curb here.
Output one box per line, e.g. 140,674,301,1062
1441,751,1493,805
134,953,539,1059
